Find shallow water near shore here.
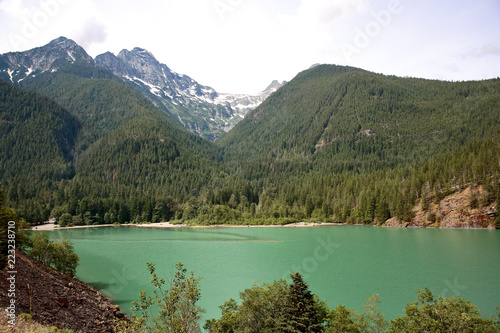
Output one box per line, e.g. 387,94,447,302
44,225,500,323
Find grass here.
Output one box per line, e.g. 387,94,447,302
0,311,73,333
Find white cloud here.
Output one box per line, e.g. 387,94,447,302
461,44,500,59
0,0,106,52
73,17,108,50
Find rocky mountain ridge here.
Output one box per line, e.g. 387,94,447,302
95,47,285,139
0,37,284,140
0,37,93,82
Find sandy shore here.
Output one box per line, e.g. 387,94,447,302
31,221,343,231
31,222,186,231
31,223,116,231
191,222,341,229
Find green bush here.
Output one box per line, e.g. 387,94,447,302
118,262,203,332
27,232,79,277
389,288,499,332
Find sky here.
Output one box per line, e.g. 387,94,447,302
0,0,499,94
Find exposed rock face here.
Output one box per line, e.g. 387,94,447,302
97,47,217,99
96,48,285,140
0,37,285,141
0,251,127,332
217,80,286,119
383,186,497,229
0,37,93,83
96,47,231,140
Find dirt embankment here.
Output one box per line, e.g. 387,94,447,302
384,186,497,229
0,251,127,332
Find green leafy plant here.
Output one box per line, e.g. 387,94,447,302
389,288,498,332
27,233,79,277
119,262,203,333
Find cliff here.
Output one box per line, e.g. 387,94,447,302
383,185,497,228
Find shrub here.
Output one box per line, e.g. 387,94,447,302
27,233,79,277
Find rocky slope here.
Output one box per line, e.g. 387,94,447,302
217,80,286,116
0,251,126,332
383,185,497,228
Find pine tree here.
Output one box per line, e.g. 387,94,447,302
282,272,323,333
375,198,390,225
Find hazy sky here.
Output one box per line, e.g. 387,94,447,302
0,0,499,94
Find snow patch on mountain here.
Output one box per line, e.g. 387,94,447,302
0,37,93,83
0,37,285,141
96,47,285,139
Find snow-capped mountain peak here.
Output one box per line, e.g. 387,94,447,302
96,47,285,139
0,37,93,83
0,37,285,141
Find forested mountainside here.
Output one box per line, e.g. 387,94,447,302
0,73,238,224
0,60,498,227
0,80,80,184
219,65,499,174
214,64,500,225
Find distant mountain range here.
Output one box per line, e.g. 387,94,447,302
0,37,285,140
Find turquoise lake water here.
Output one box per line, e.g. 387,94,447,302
44,226,500,324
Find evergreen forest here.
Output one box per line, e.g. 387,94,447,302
0,62,499,227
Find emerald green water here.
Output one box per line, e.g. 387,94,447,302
45,226,500,322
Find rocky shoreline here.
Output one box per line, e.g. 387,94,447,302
0,251,127,332
384,186,497,229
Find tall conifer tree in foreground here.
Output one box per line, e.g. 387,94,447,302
282,272,324,333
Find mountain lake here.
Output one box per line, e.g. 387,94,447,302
44,225,500,324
